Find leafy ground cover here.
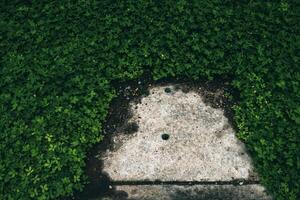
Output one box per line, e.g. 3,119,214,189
0,0,299,199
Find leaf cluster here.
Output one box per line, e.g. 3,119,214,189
0,0,299,199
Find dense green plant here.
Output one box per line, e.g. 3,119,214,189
0,0,299,199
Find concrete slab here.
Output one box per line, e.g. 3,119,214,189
101,185,271,200
100,184,272,200
101,84,258,182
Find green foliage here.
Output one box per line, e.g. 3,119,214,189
0,0,299,199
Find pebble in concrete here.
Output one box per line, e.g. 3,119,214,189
98,84,271,199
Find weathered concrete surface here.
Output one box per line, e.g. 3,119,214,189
100,184,272,200
94,84,272,199
101,85,258,181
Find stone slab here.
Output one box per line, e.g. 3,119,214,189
101,85,258,181
100,184,272,200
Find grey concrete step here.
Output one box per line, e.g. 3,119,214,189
99,184,272,200
92,84,272,200
100,85,258,182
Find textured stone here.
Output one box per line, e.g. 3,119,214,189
100,184,272,200
101,85,258,181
